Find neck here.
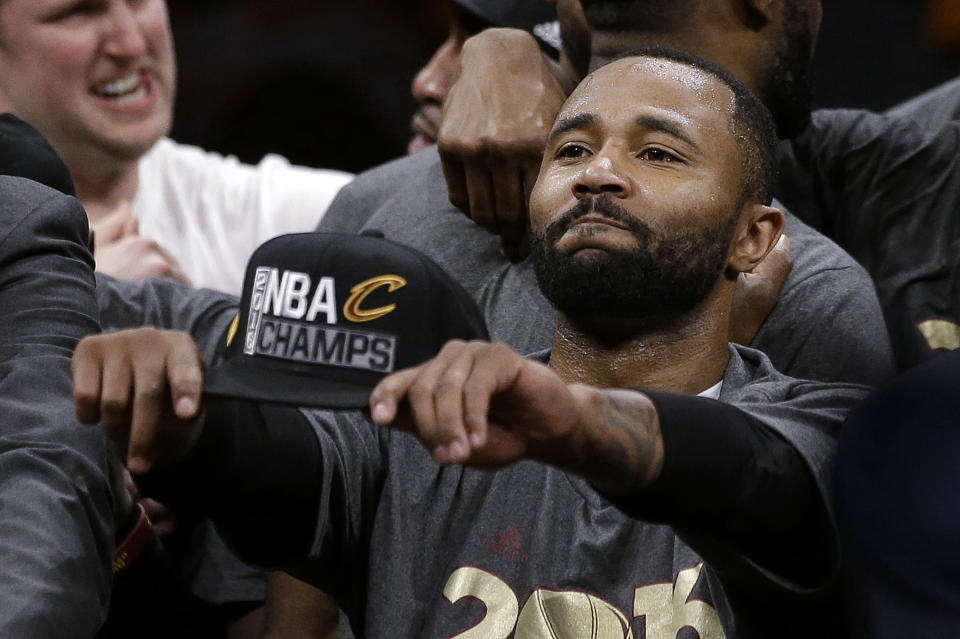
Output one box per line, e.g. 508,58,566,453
73,160,140,222
550,285,733,395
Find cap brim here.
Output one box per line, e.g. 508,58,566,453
203,360,374,409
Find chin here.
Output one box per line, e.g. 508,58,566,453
107,115,170,156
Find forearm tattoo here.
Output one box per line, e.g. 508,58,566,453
568,390,662,494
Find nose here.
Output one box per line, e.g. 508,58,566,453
411,33,461,106
572,149,631,199
102,2,149,58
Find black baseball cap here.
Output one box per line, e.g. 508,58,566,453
453,0,560,53
204,232,488,409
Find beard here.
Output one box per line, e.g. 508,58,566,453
531,194,737,338
761,0,817,139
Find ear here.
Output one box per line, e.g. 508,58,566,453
727,203,785,274
741,0,777,24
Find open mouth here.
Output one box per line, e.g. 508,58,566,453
92,72,152,106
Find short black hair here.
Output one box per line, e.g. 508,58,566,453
580,0,693,32
602,46,779,205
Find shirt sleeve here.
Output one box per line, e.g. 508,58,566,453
777,109,960,369
96,273,239,365
136,400,385,597
0,182,116,637
614,391,834,590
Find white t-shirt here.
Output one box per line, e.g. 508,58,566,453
133,138,353,295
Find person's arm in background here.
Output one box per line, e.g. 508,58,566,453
884,75,960,129
0,178,115,637
438,28,571,260
778,110,960,368
96,272,238,365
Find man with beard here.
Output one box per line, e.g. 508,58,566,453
434,0,960,370
75,51,868,638
317,0,895,386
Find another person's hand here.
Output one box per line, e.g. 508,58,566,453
91,202,191,284
72,328,204,474
438,28,566,261
730,235,793,345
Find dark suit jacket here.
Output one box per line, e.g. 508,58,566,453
0,175,114,636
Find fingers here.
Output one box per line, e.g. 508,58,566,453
754,234,793,284
91,201,136,244
440,154,470,212
94,235,191,284
166,336,203,420
71,329,206,473
372,341,477,463
370,341,524,465
72,338,105,424
464,161,496,229
120,209,139,238
99,346,134,444
127,355,166,474
729,234,794,346
402,341,468,462
432,346,484,460
370,367,420,428
443,156,532,261
492,165,528,260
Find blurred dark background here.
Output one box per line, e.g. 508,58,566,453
167,0,960,175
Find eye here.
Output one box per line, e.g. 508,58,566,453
555,143,591,160
638,147,679,163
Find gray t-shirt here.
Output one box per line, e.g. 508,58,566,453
777,109,960,369
291,344,868,638
317,147,894,386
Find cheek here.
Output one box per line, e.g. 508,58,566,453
142,3,175,55
528,169,570,232
13,33,94,91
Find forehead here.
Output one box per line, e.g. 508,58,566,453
559,57,736,136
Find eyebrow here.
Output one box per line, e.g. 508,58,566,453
547,111,701,153
635,115,700,151
547,113,596,145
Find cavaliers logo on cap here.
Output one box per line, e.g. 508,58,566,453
343,275,407,323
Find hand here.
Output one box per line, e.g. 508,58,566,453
437,28,567,261
369,340,583,467
370,340,664,491
72,328,204,474
91,203,191,284
730,235,793,345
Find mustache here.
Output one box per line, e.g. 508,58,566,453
543,195,654,245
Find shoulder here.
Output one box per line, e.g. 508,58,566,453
138,137,352,205
802,108,960,161
885,76,960,129
337,147,441,205
0,175,88,250
779,205,866,276
722,344,871,425
318,148,445,234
